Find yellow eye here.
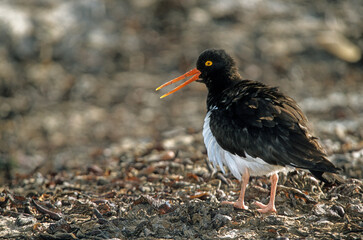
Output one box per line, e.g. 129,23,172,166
205,61,213,66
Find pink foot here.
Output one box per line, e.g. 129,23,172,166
254,201,276,213
221,200,248,210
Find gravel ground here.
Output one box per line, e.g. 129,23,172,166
0,0,362,239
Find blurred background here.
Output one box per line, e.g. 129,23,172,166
0,0,362,184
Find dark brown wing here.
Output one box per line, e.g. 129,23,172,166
209,80,339,176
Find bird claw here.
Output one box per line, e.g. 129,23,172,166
254,201,267,209
221,200,248,210
254,201,276,213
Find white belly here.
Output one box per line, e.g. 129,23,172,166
203,111,289,180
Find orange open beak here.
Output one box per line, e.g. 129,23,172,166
156,68,201,98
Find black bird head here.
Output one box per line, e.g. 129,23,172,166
156,49,241,98
196,49,240,90
196,49,236,80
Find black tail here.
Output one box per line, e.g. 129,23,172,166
309,170,345,185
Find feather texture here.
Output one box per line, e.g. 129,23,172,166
203,110,289,180
205,80,340,179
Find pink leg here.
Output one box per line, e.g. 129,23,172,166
222,169,250,209
254,173,278,213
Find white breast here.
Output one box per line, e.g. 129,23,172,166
203,110,289,180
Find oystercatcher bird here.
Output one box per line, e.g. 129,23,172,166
156,49,340,213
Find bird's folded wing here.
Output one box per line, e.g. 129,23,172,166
209,80,338,173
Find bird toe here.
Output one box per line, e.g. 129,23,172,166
255,201,276,213
221,200,248,210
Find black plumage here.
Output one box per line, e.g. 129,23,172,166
157,48,340,213
196,49,339,177
208,80,339,178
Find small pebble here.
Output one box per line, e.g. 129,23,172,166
161,151,175,160
54,200,62,208
15,215,36,227
315,220,333,227
317,31,361,63
327,209,341,218
348,203,363,216
331,205,345,217
97,177,110,185
313,204,326,216
212,214,232,228
264,215,283,225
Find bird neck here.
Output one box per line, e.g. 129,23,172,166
205,70,242,110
